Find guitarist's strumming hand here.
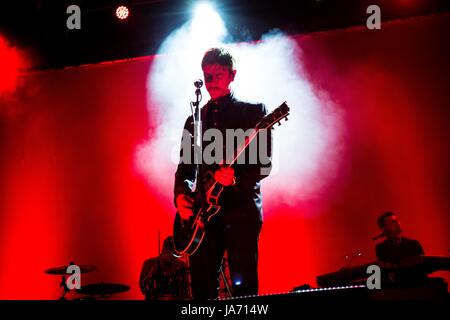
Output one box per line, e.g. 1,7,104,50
214,166,235,186
176,194,195,220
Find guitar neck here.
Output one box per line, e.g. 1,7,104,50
222,101,289,167
224,128,262,167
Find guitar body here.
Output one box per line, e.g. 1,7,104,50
173,171,223,256
173,210,206,256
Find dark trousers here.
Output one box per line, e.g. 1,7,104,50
189,213,262,300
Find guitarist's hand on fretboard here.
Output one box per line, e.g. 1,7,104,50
176,194,195,219
214,166,235,186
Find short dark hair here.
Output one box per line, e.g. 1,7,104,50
377,211,395,229
201,47,236,72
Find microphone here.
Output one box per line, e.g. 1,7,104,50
194,79,203,88
372,232,385,241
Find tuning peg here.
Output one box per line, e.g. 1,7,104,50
285,116,288,121
278,121,281,126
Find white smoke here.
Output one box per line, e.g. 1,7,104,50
135,10,343,208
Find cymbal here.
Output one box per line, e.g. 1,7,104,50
76,283,130,296
44,264,97,275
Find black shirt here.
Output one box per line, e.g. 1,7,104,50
376,236,424,265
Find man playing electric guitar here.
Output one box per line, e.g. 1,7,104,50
174,47,272,299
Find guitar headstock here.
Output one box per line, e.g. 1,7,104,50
256,102,290,130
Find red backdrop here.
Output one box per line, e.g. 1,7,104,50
0,14,449,299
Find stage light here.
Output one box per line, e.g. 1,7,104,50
191,1,226,42
115,5,130,20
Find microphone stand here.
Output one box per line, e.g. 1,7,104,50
59,275,69,300
59,261,75,300
192,87,202,171
345,252,363,268
187,83,209,296
191,84,204,206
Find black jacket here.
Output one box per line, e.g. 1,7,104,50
173,93,272,222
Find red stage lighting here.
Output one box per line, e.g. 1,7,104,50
115,5,130,20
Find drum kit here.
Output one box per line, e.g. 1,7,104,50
44,263,130,300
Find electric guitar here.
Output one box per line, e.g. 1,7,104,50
173,102,290,256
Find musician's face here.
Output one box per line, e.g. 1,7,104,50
384,215,402,237
203,64,236,100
